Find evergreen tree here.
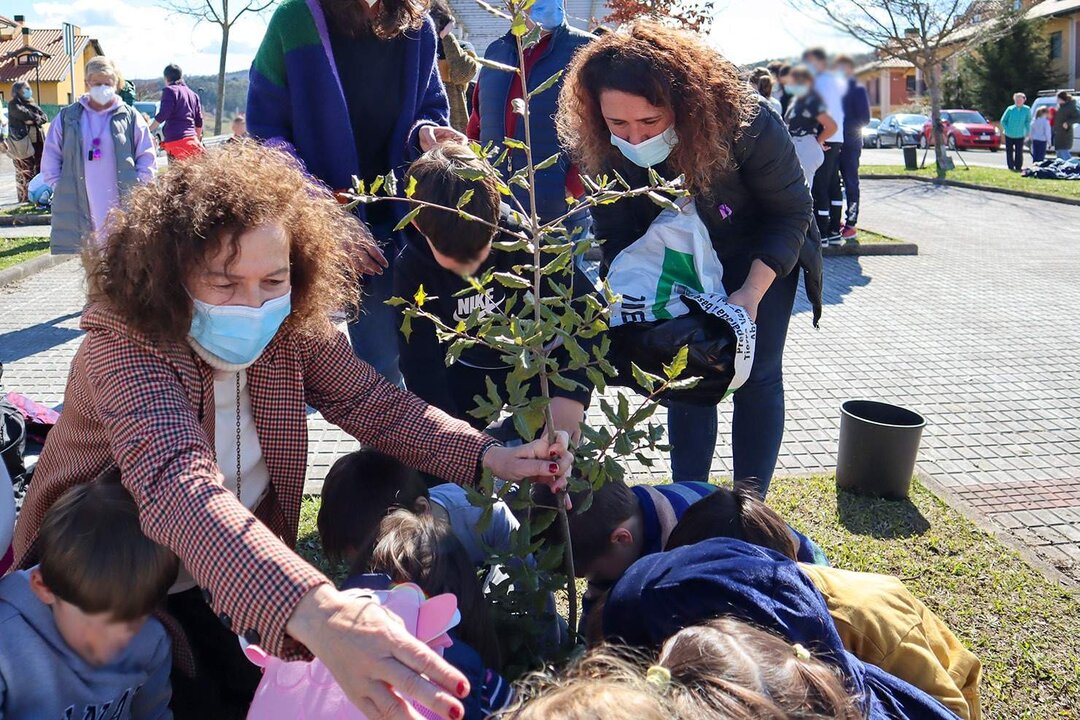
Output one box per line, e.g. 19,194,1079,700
961,14,1065,116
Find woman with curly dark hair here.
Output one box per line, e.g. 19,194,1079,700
247,0,466,388
556,22,821,497
13,143,573,719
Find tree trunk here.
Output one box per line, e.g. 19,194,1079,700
215,22,230,136
927,58,947,179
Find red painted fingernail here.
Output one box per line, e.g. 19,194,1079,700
549,463,559,474
457,681,468,697
450,706,462,719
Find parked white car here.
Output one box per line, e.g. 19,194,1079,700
1032,91,1080,155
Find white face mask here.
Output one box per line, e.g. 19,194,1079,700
610,126,679,168
89,85,116,106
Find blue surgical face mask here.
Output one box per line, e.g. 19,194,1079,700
529,0,565,31
20,88,32,100
190,292,291,366
788,83,810,98
610,126,679,168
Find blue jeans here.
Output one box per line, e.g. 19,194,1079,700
347,224,404,387
667,254,801,496
1057,148,1073,161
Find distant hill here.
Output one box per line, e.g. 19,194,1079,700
131,69,249,127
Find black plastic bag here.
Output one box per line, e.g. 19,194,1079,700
609,308,741,406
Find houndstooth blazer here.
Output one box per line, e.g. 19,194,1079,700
12,303,496,656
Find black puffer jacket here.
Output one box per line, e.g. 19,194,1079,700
592,97,823,325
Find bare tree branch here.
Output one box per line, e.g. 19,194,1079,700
789,0,1020,177
159,0,278,135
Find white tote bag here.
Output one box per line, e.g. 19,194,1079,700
607,199,726,327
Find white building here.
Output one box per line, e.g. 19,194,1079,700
448,0,605,57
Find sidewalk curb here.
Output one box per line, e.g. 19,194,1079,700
914,469,1077,591
0,214,51,227
0,253,73,288
822,241,918,257
862,173,1080,207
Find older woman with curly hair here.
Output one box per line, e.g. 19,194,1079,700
556,22,821,497
12,142,572,720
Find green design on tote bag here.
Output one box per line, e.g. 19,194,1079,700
652,247,705,320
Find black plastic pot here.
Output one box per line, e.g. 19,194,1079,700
836,400,926,500
903,145,919,170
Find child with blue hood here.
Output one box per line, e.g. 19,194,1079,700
602,538,965,720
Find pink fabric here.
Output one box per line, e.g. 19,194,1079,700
245,584,459,719
5,392,60,427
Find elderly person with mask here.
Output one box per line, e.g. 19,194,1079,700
41,56,156,254
6,81,49,204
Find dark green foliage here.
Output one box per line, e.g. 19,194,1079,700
945,14,1066,115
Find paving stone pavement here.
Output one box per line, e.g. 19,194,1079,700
0,179,1077,583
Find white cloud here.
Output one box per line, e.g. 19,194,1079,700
28,0,272,79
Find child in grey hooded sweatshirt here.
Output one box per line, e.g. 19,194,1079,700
0,468,178,718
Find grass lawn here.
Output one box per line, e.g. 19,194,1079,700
0,203,48,217
0,236,48,271
297,474,1080,718
861,164,1080,201
851,228,900,245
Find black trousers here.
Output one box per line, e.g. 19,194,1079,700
812,142,844,236
1005,136,1024,170
839,140,862,227
168,588,263,719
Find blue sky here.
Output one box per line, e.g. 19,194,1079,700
18,0,871,80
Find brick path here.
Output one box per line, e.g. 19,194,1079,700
1,179,1077,582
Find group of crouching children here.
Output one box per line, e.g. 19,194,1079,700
0,144,981,719
1,446,981,719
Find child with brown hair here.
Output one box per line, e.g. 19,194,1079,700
664,492,982,719
602,538,963,720
502,617,860,719
359,510,515,719
0,468,177,718
317,448,522,572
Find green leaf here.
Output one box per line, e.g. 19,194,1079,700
492,272,531,289
453,166,489,181
413,284,429,307
404,175,417,199
503,137,527,150
534,153,560,171
586,366,608,391
531,510,558,537
370,174,384,195
647,191,681,213
549,372,580,392
393,206,423,232
456,189,475,210
663,345,689,380
528,70,564,98
630,363,658,392
384,296,408,307
511,13,528,36
399,313,413,342
667,376,702,391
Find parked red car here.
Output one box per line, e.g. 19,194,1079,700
920,110,1001,151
